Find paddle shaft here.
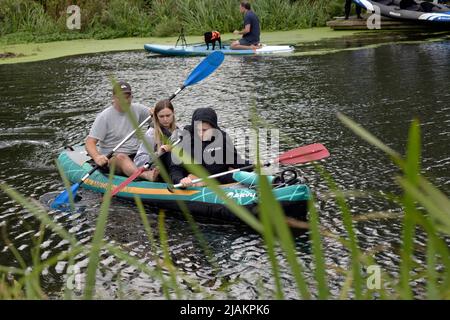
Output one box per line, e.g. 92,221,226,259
168,85,185,101
171,163,265,189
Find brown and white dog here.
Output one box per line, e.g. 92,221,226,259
204,31,222,50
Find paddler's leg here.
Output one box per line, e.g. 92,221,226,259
231,38,260,50
110,153,159,181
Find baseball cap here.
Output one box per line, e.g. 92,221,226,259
113,81,132,95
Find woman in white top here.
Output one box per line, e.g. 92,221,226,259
134,99,178,181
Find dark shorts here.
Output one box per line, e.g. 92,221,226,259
126,153,136,161
239,38,258,46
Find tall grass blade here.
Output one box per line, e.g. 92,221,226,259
158,210,183,299
426,238,439,299
255,136,284,300
397,181,450,295
249,104,310,299
317,166,363,299
417,176,450,234
308,195,330,299
399,120,421,300
134,196,171,299
83,163,115,300
258,169,311,300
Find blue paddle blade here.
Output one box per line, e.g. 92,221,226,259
50,183,80,209
184,51,225,87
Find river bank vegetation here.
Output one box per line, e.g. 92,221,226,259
0,0,346,44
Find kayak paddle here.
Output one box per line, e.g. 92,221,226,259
169,143,330,190
50,51,225,209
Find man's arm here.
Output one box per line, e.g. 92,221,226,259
234,24,251,35
85,137,108,167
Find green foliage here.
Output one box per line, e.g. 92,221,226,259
151,15,182,37
0,0,343,43
95,0,152,37
0,0,57,35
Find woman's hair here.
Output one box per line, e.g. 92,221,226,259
153,99,176,149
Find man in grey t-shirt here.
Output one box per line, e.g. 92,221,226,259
85,81,158,181
231,1,261,50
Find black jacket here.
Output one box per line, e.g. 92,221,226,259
157,126,174,175
169,108,251,184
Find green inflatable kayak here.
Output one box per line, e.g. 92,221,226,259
57,146,310,222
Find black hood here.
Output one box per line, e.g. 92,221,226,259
191,107,219,130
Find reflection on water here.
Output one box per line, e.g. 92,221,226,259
0,38,449,298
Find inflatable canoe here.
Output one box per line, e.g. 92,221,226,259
354,0,450,23
56,147,310,222
144,44,295,56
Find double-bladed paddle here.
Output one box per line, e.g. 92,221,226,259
169,143,329,190
51,51,225,209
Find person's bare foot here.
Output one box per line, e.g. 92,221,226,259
251,43,262,50
140,168,159,181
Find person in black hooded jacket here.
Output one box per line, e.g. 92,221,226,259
169,107,251,187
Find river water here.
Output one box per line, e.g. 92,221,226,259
0,34,449,299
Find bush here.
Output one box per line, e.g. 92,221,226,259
0,0,346,43
152,15,182,37
0,0,57,35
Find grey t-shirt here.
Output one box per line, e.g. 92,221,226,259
88,103,150,155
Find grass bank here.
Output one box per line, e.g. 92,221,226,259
0,27,359,64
